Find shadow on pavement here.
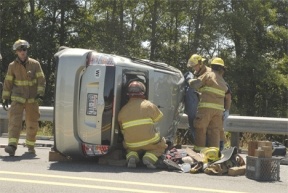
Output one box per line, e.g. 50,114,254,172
48,160,171,174
0,152,40,161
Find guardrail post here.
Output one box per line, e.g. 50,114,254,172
230,132,240,150
0,118,8,134
0,106,9,135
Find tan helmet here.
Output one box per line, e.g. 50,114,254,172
187,54,205,67
13,39,30,51
211,57,224,67
127,81,146,96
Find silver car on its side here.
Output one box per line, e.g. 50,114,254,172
53,48,185,159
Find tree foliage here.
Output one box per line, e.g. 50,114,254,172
0,0,287,117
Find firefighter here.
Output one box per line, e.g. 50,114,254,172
2,39,46,156
188,57,228,152
184,54,211,142
118,81,167,169
187,54,211,77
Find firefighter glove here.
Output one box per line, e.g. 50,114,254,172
184,72,194,83
223,110,229,120
2,99,10,111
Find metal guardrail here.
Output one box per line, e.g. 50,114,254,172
1,106,287,148
178,113,288,148
178,114,288,135
0,106,53,134
0,106,53,121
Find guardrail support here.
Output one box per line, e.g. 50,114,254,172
0,119,8,134
230,132,240,149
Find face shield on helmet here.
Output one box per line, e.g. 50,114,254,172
187,54,205,68
13,39,30,51
127,81,146,96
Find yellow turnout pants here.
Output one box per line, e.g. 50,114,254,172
193,108,223,149
7,101,40,148
125,137,167,164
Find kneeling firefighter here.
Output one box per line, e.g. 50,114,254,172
118,81,167,169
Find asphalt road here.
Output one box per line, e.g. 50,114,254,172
0,137,287,193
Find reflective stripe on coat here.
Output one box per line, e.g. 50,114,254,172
118,98,163,149
2,57,46,103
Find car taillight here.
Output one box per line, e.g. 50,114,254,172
82,143,109,156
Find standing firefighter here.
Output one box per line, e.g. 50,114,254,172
118,81,167,169
184,54,211,142
2,39,46,156
189,57,228,152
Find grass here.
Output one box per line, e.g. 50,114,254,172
21,121,53,137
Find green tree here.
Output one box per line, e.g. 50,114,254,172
220,0,288,117
0,0,286,118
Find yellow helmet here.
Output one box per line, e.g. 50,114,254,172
13,39,30,51
187,54,205,67
211,57,224,67
200,147,221,163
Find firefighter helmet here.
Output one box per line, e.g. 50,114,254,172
211,57,224,67
13,39,30,51
200,147,221,163
187,54,205,67
127,81,146,96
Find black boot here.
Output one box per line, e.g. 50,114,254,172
5,145,16,156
